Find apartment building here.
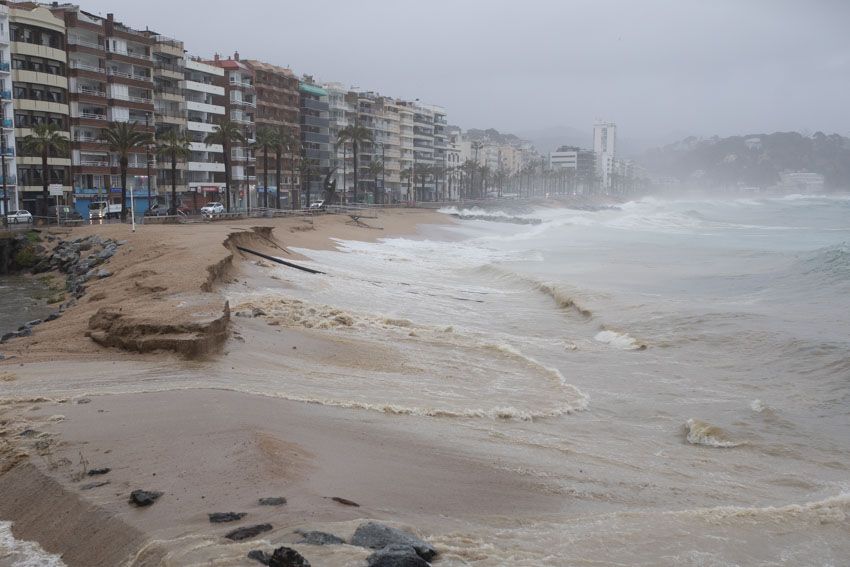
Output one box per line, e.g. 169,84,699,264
593,120,616,191
149,33,183,206
0,4,17,213
324,82,352,200
207,53,254,209
9,2,70,213
246,58,299,207
298,78,329,204
183,56,225,208
50,5,155,215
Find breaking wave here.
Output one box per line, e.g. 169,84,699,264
796,243,850,283
684,419,744,448
474,264,593,318
672,492,850,524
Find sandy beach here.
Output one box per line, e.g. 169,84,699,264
1,207,517,566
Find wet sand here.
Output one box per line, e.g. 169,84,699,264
0,207,561,566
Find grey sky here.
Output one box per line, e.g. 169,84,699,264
77,0,850,142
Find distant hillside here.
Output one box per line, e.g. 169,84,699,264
641,131,850,190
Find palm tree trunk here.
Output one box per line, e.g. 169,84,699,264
224,141,231,213
352,141,358,203
264,147,269,208
275,148,281,209
170,152,177,215
120,158,128,222
41,149,49,218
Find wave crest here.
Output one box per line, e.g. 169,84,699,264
684,419,743,448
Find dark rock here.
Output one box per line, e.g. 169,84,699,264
81,480,110,490
116,240,129,246
75,397,91,404
258,496,286,506
129,489,163,507
45,312,61,322
0,332,16,343
18,429,39,438
225,523,273,541
87,467,110,475
297,530,345,546
209,512,247,523
351,523,436,561
26,319,42,327
17,327,32,338
269,546,311,567
367,545,430,567
247,550,272,565
97,247,116,261
331,496,359,507
251,307,267,317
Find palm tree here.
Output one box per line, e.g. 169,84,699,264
298,159,315,208
253,127,276,208
274,128,299,210
21,123,69,218
366,160,383,204
461,159,478,199
401,167,413,202
336,123,372,203
104,121,152,221
204,120,245,213
156,129,190,215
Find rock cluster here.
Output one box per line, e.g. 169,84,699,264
32,235,123,299
0,235,125,344
248,522,438,567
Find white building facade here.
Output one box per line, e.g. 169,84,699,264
184,57,226,201
593,120,616,190
0,4,17,213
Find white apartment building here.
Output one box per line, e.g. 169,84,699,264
593,120,616,190
0,4,17,213
184,57,225,201
549,146,578,170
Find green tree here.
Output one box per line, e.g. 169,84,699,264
156,129,190,215
336,123,372,203
104,121,152,221
253,127,276,208
204,120,245,213
21,123,69,218
274,128,299,209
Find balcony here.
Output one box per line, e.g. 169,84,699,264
79,112,107,120
0,91,10,100
70,61,106,74
0,62,9,73
77,85,107,97
78,159,109,167
1,148,14,156
73,134,105,143
109,47,151,61
229,98,256,108
2,119,12,129
67,35,104,51
108,69,152,82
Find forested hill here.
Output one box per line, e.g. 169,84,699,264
641,131,850,190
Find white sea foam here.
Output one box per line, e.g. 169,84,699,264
0,521,66,567
750,399,767,413
684,419,743,448
594,330,645,350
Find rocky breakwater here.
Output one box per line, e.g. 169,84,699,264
0,234,122,346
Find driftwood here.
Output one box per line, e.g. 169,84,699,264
236,246,325,274
347,214,382,229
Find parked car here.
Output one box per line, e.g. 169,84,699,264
308,200,326,212
5,210,32,224
201,202,225,217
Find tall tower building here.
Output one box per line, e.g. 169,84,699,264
593,120,616,191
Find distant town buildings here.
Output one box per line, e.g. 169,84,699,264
593,120,616,190
778,171,824,193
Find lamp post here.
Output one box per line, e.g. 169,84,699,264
1,131,8,228
146,141,153,214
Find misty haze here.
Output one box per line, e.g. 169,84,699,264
0,1,848,566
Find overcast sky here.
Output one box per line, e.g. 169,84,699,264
77,0,850,143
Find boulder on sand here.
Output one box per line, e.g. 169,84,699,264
209,512,246,523
296,530,345,545
225,523,273,541
367,544,431,567
269,546,311,567
129,489,162,507
351,522,436,561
